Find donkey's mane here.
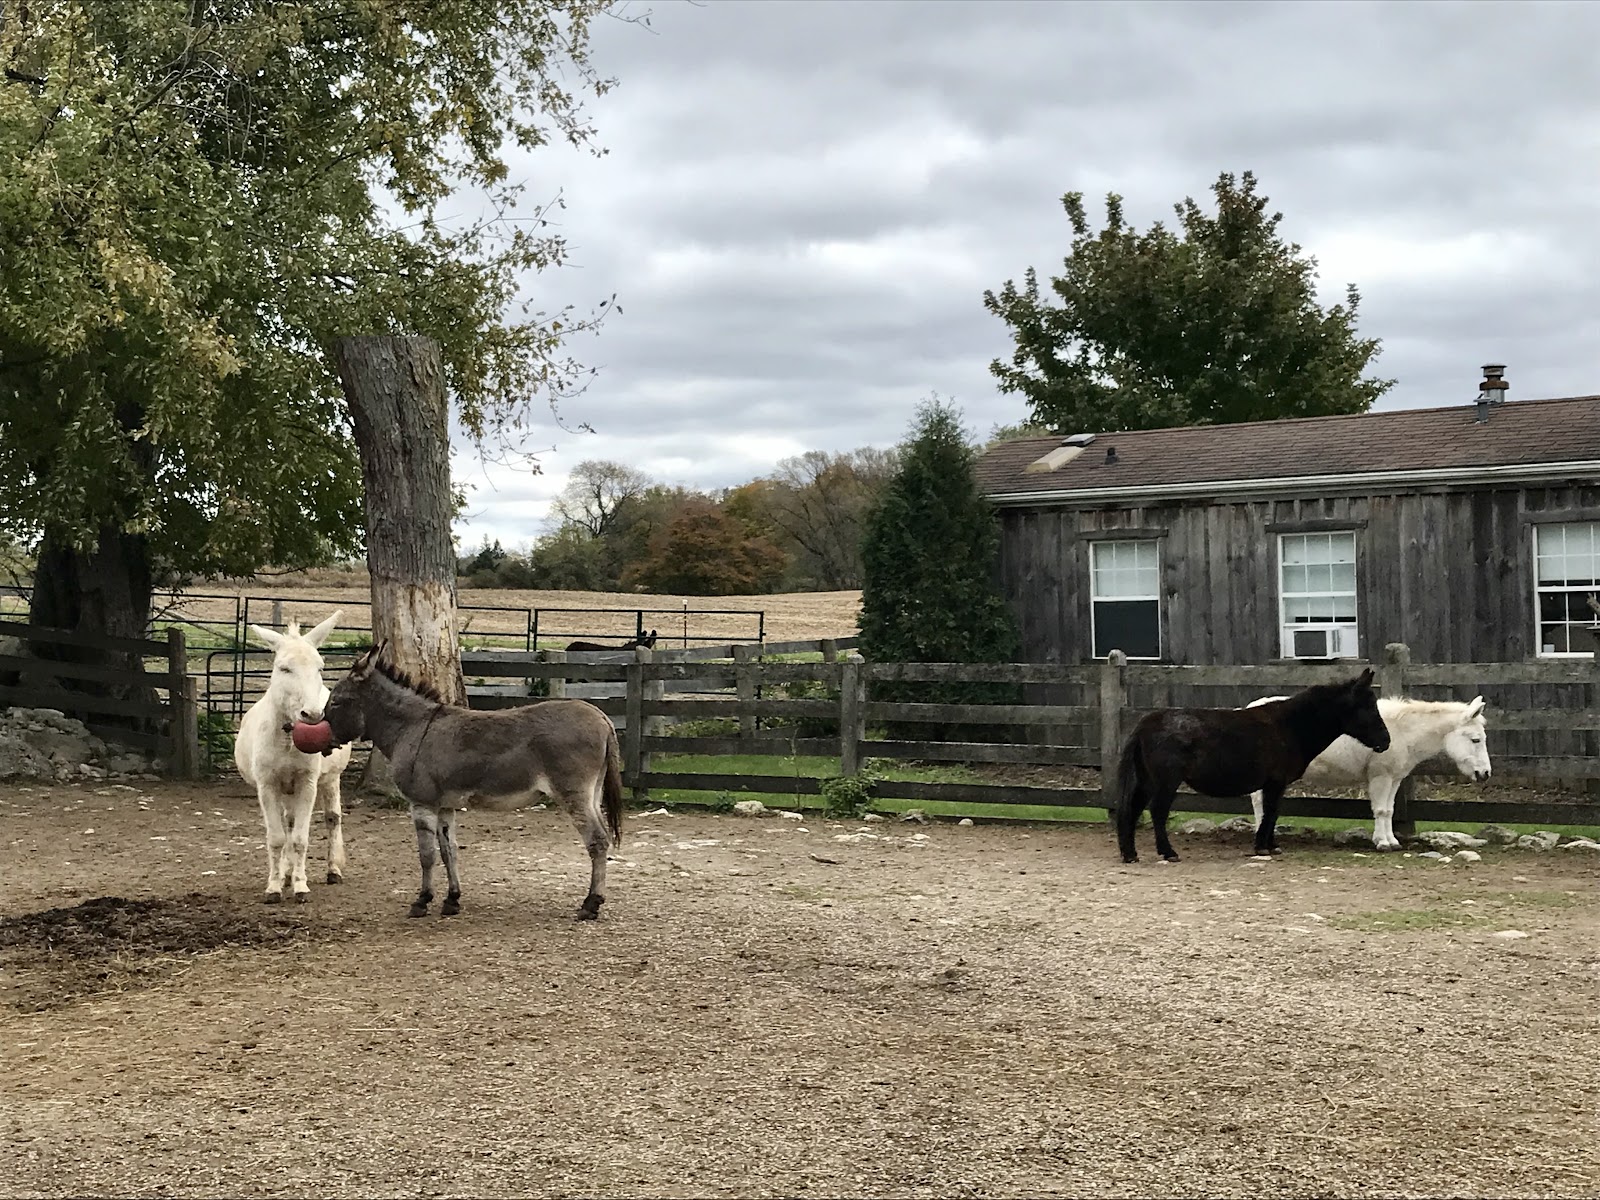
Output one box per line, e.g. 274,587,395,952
371,654,447,704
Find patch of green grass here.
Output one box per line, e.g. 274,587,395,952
1500,889,1583,909
640,746,1600,836
1330,908,1480,933
1167,810,1600,843
647,751,981,811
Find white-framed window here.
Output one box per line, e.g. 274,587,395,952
1534,521,1600,657
1279,531,1358,659
1090,539,1160,659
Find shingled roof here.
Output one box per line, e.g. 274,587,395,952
975,394,1600,503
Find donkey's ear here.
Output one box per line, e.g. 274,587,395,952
1466,695,1486,719
1354,667,1375,689
303,610,341,648
247,623,284,650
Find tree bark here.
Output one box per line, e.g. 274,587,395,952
332,336,466,791
24,524,156,723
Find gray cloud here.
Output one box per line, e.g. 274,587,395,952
453,0,1600,547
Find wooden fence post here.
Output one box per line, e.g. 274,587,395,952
733,643,756,737
819,638,838,664
166,628,200,779
542,649,567,699
839,653,865,777
1379,642,1415,840
1099,649,1128,816
625,649,647,803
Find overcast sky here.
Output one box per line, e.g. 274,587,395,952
448,0,1600,550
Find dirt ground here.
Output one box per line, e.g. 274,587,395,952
1,779,1596,1200
164,580,863,645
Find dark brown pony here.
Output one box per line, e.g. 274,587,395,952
565,629,657,653
1116,668,1390,863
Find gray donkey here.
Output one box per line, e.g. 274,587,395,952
322,643,624,920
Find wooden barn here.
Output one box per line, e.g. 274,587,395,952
974,368,1600,668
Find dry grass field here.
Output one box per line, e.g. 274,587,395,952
165,570,862,646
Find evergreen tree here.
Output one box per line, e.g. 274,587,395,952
858,399,1019,733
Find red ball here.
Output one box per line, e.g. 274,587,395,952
291,720,333,755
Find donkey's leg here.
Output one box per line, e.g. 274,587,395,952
1368,775,1400,851
1250,789,1265,832
319,769,347,884
1254,784,1285,855
1150,784,1181,862
410,804,440,918
283,780,319,902
437,807,463,917
569,782,611,921
259,792,288,904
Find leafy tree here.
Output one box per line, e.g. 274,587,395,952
622,501,789,596
858,399,1020,734
764,449,897,591
527,525,612,591
983,171,1393,435
985,418,1052,447
551,460,654,539
0,2,625,663
463,538,509,576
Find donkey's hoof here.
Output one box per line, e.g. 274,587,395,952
1161,852,1181,862
263,891,283,905
407,903,430,918
293,891,310,904
576,894,604,921
1121,854,1139,864
441,897,461,917
325,872,343,885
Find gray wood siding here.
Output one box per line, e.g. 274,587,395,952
997,484,1600,667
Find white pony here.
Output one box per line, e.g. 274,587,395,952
1245,695,1491,851
235,612,353,902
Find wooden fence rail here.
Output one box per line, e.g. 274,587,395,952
457,641,1600,830
0,620,200,777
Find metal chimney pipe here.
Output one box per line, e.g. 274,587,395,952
1480,363,1509,405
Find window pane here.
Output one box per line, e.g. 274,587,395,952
1092,541,1158,599
1094,599,1160,658
1284,597,1316,623
1332,562,1356,593
1538,522,1600,584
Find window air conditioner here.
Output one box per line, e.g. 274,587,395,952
1287,624,1356,659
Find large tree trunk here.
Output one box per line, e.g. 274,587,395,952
332,335,466,794
24,524,156,725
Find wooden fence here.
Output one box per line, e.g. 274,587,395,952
0,621,201,778
460,642,1600,829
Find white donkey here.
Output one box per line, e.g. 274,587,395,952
1245,695,1491,850
235,612,353,902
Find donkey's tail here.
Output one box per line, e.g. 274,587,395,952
1114,732,1145,863
602,723,624,847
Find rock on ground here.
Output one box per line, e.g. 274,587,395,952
731,800,768,818
1417,830,1489,850
0,707,160,781
1514,831,1562,852
1476,824,1519,845
1178,818,1216,835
